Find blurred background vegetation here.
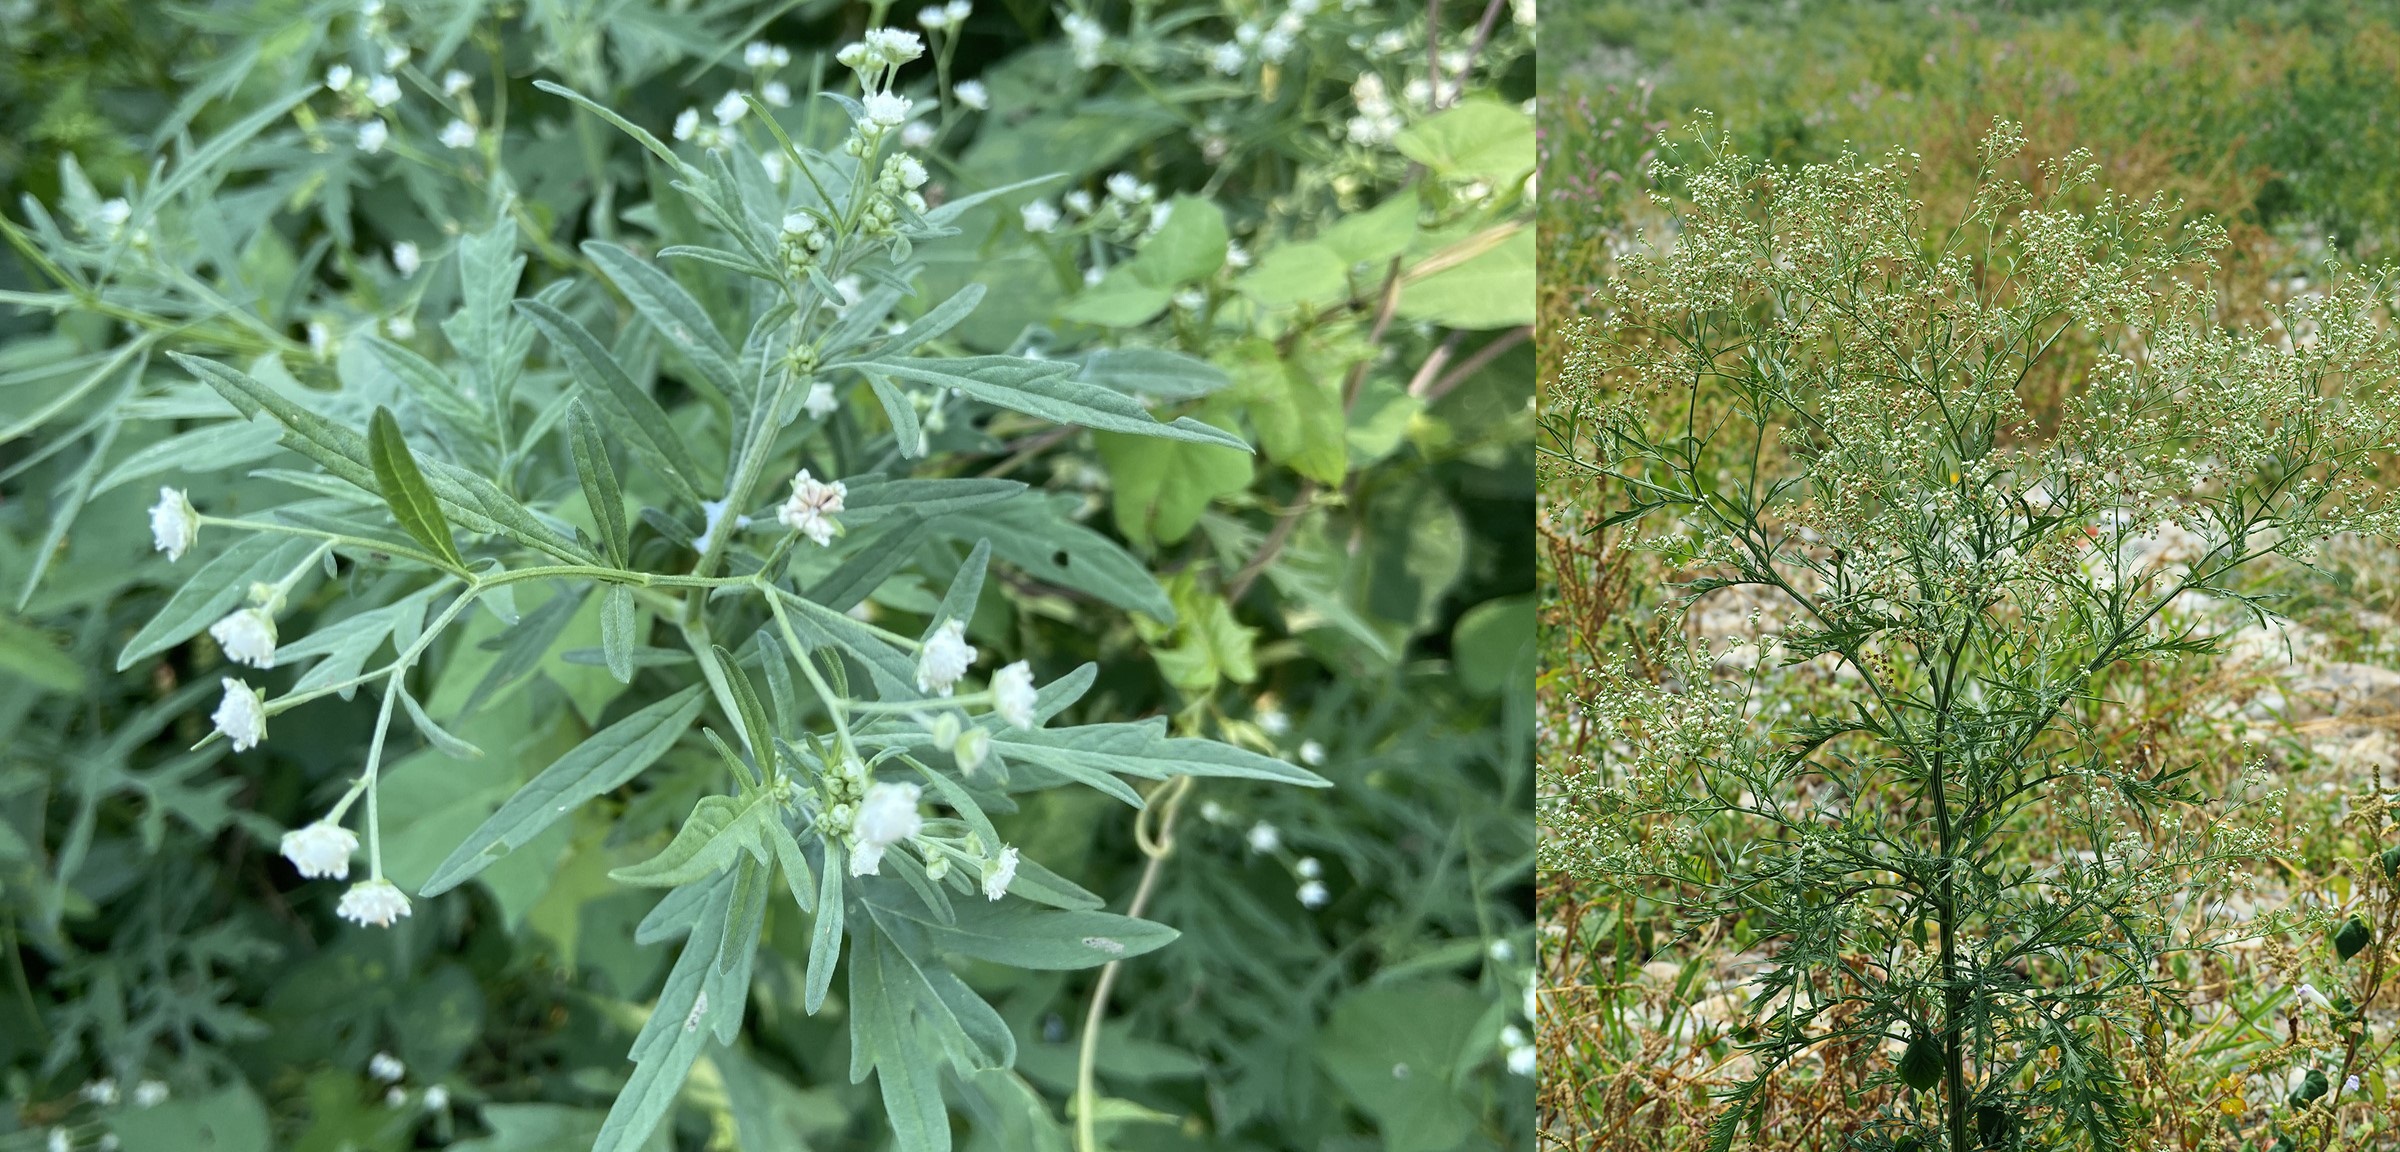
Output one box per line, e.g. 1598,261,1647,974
1539,1,2400,1147
0,0,1535,1149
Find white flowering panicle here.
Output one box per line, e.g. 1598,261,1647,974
848,781,923,875
280,821,358,879
991,660,1038,729
149,487,198,560
918,619,976,694
777,470,846,546
213,678,267,752
338,879,412,927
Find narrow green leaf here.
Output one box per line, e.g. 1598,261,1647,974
716,644,775,764
881,898,1178,970
367,407,465,570
566,400,629,566
866,372,924,458
806,843,844,1014
517,298,709,507
764,820,816,913
929,539,992,642
399,687,483,759
857,355,1252,449
585,240,740,402
601,585,637,684
117,535,315,671
420,685,705,896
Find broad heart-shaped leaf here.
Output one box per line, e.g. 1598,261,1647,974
1394,97,1535,186
584,240,740,404
1225,337,1346,485
1397,224,1534,330
995,717,1329,803
419,685,705,897
566,401,629,566
1315,979,1487,1152
515,298,709,507
610,793,776,887
875,897,1178,970
117,534,317,671
1127,196,1228,287
852,355,1251,450
368,406,465,570
1094,426,1253,549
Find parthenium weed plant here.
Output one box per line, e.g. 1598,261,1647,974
62,26,1333,1152
1537,123,2400,1149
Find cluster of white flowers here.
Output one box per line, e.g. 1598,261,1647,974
1020,198,1062,234
777,469,847,546
742,40,793,70
148,487,198,561
368,1051,405,1083
280,821,358,879
1499,1024,1534,1076
390,240,421,277
917,0,972,30
1347,74,1402,145
848,780,924,875
918,618,978,694
356,119,389,154
212,678,267,752
338,879,412,927
991,660,1038,729
1061,12,1106,69
131,1080,168,1108
1247,821,1280,853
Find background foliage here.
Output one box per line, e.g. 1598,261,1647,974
0,0,1535,1149
1540,2,2400,1149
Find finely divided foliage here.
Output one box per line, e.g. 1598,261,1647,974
38,25,1345,1152
1539,124,2400,1149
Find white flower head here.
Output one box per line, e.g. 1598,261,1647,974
213,678,267,752
713,89,749,126
744,40,778,68
150,486,198,560
391,240,421,276
1297,879,1329,908
307,319,334,359
1021,199,1061,233
424,1085,449,1110
1104,171,1144,202
1257,705,1290,735
862,90,913,129
81,1079,119,1107
383,1087,405,1108
1259,29,1294,62
947,0,972,19
762,80,792,108
1299,739,1325,766
325,64,355,92
917,618,977,695
864,27,925,65
982,845,1018,900
992,660,1038,730
777,469,847,546
210,607,278,668
917,5,951,29
899,120,936,150
848,781,924,875
439,118,476,149
131,1081,168,1108
1061,12,1105,69
1210,42,1246,74
93,197,133,236
280,820,357,879
337,878,412,927
368,1051,405,1083
441,69,472,96
836,42,875,73
365,74,401,108
761,151,788,184
1296,855,1321,879
1063,188,1094,215
1246,821,1280,853
382,44,410,70
1506,1044,1535,1077
672,107,701,142
47,1127,67,1152
386,314,415,340
356,118,389,154
890,154,928,189
956,79,989,110
804,381,839,419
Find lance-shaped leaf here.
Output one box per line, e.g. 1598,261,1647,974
611,792,777,887
853,355,1251,450
996,717,1331,799
516,298,709,507
367,406,465,570
584,240,740,403
593,878,729,1152
849,928,953,1151
876,897,1178,970
565,400,629,566
117,534,318,671
840,476,1025,525
420,685,705,896
807,842,844,1013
